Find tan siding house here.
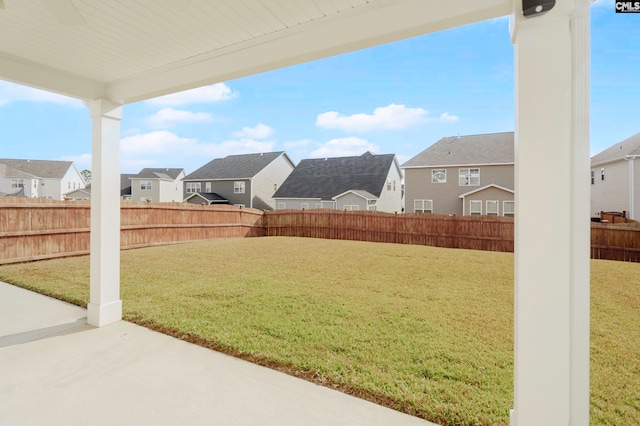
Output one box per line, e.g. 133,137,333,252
590,131,640,220
402,132,514,216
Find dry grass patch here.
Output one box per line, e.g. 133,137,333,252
0,237,638,425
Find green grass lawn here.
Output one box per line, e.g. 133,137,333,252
0,237,638,426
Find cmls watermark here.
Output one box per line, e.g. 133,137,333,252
616,1,640,12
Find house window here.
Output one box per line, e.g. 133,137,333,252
393,180,396,191
234,181,245,194
11,178,24,188
432,169,446,183
140,197,152,202
344,205,359,211
414,199,433,213
278,202,286,209
368,205,377,211
486,200,499,216
601,168,605,181
205,182,211,192
301,203,309,210
459,168,480,186
315,203,322,209
140,181,152,191
186,182,201,194
469,200,482,215
591,170,595,185
387,179,392,190
503,201,515,218
234,204,245,208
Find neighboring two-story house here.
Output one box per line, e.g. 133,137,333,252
130,168,185,203
0,158,85,200
590,131,640,220
273,151,403,213
183,152,295,210
402,132,515,216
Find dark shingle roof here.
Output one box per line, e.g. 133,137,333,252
401,132,514,168
273,152,396,200
0,158,73,179
135,168,184,180
591,131,640,166
186,192,228,203
0,187,26,197
184,152,285,180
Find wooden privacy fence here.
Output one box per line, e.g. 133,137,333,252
2,200,640,264
263,210,515,252
0,198,263,265
591,223,640,262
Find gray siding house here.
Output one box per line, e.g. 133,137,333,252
183,152,295,210
402,132,514,216
273,151,403,213
590,131,640,220
0,158,86,200
130,168,185,203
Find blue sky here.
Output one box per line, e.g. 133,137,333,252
0,0,637,174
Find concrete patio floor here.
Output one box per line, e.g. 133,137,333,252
0,282,435,426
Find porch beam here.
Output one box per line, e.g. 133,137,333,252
510,0,590,424
87,99,123,327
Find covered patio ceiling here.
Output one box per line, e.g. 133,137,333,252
0,0,510,104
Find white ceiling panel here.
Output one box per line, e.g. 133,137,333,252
0,0,511,103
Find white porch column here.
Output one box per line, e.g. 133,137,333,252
510,0,590,425
87,99,123,327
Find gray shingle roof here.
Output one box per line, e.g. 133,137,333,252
185,192,228,203
591,131,640,166
184,152,286,180
134,168,184,180
0,158,73,179
401,132,514,168
273,152,396,200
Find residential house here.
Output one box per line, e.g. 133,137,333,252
67,174,136,201
273,151,403,213
0,159,85,200
401,132,515,217
130,168,185,203
590,131,640,220
183,152,295,209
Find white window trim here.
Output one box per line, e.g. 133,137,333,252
344,205,360,211
469,200,482,215
205,182,211,192
140,181,152,191
234,181,245,194
367,205,377,211
432,169,447,183
459,168,480,187
486,200,499,216
186,182,201,194
414,199,433,213
277,202,286,209
503,200,515,217
315,203,322,209
301,203,309,210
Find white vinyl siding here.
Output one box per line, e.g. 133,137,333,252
414,199,433,213
469,200,482,215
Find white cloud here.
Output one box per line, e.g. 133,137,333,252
233,123,273,140
148,108,212,127
0,80,83,107
202,139,275,158
436,112,460,123
592,0,613,7
316,104,428,132
310,137,380,158
121,131,198,155
146,83,236,106
60,153,92,172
